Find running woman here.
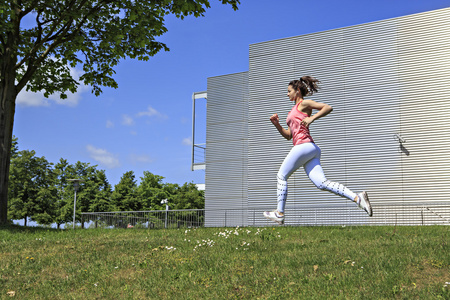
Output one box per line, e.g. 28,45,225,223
264,76,372,225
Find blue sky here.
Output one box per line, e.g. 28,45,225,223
13,0,450,187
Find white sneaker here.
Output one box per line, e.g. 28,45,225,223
357,191,372,217
263,210,285,225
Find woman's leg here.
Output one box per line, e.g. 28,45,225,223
265,143,373,223
276,143,319,213
303,144,357,201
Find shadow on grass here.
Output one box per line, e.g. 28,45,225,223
0,224,63,233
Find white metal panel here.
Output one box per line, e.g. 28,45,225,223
396,7,450,207
205,72,249,226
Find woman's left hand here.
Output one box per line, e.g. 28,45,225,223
301,117,314,127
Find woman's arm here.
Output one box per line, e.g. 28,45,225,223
300,100,333,127
270,113,292,140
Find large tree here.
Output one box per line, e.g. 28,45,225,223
53,158,76,228
137,170,165,210
54,159,112,227
8,149,57,226
112,170,139,211
0,0,239,224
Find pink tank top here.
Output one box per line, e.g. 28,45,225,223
286,102,314,145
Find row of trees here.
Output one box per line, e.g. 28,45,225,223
8,137,204,228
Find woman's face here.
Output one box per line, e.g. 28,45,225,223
287,85,298,102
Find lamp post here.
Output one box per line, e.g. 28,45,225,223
161,199,169,229
68,179,85,229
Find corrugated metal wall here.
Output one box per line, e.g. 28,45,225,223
205,7,450,226
205,72,249,226
397,9,450,204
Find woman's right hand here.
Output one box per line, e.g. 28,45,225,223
270,113,279,125
270,113,291,140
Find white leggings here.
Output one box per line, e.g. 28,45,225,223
277,142,357,213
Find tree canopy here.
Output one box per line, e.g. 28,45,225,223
1,0,239,96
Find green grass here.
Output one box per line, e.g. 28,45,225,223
0,225,449,299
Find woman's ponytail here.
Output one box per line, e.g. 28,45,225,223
289,76,320,97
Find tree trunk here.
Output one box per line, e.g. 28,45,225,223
0,47,18,225
24,217,27,227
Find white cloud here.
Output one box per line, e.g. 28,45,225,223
16,91,50,107
129,153,153,165
122,114,135,126
86,145,120,168
182,137,192,146
16,67,88,107
106,120,114,128
137,106,167,119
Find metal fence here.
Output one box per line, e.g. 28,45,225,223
81,202,450,229
81,209,204,229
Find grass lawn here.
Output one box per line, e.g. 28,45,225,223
0,225,449,299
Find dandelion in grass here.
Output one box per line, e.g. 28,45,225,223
7,291,15,297
193,239,214,251
254,228,266,235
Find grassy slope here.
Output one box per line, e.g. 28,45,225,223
0,225,449,299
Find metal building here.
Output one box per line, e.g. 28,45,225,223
193,7,450,226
